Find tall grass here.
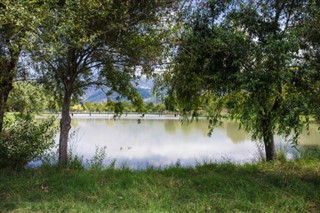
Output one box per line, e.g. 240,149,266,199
2,132,318,212
1,153,319,212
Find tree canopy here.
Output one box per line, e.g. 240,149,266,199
30,0,181,164
0,1,39,131
164,0,317,161
1,0,320,166
7,82,51,115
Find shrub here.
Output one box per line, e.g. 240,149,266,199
0,115,57,169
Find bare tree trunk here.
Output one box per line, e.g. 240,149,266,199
0,47,20,132
263,131,276,161
262,114,276,161
0,71,14,133
58,90,72,165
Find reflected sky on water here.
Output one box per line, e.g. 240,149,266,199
61,114,320,169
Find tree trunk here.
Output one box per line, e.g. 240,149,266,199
58,90,72,165
0,77,14,133
263,130,276,162
0,58,16,133
262,114,276,161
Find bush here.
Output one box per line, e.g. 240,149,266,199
0,115,57,169
299,146,320,160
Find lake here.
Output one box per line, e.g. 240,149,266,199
56,114,320,169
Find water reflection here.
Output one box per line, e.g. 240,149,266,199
164,120,177,134
64,115,320,169
300,125,320,146
224,121,249,144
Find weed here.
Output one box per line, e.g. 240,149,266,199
87,145,107,169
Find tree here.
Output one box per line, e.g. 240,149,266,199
32,0,181,165
299,0,320,121
83,102,96,112
104,100,115,112
146,102,155,113
0,1,37,131
154,103,166,113
7,82,50,115
166,0,311,161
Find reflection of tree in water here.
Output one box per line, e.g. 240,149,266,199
173,120,209,136
300,125,320,146
164,120,178,134
71,119,79,127
224,121,249,144
192,120,210,136
104,119,115,127
164,119,250,137
180,121,196,135
120,119,134,127
143,120,156,127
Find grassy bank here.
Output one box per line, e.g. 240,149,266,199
1,158,320,213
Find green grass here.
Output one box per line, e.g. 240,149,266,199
0,159,319,212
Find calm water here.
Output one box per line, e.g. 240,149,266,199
59,114,320,169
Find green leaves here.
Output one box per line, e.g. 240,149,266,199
32,0,181,97
167,15,248,116
7,82,52,115
28,0,182,164
165,0,315,161
0,115,58,169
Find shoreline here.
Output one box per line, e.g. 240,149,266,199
37,112,188,120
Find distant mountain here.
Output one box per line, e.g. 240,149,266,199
82,77,155,103
83,87,152,103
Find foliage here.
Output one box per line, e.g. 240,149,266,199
0,0,43,131
153,102,166,113
300,1,320,122
146,102,155,113
7,82,52,114
164,95,178,112
67,155,85,171
299,146,320,161
70,100,170,114
114,102,125,116
0,115,57,169
87,146,107,170
164,0,313,161
32,0,180,101
225,0,311,148
29,0,181,164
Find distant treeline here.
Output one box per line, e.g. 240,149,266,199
70,101,167,114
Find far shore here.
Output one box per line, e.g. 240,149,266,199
37,112,185,120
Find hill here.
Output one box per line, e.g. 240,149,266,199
82,77,154,103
